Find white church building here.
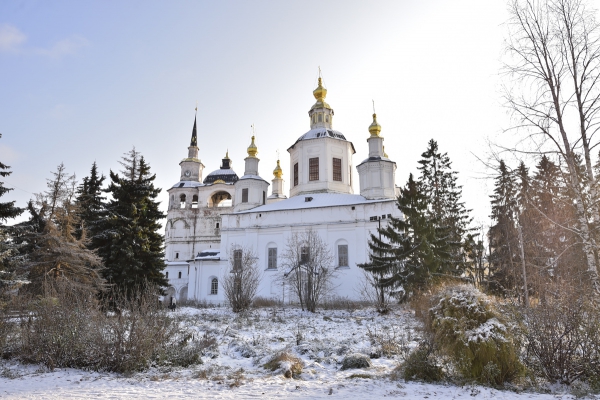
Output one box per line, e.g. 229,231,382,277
163,78,400,303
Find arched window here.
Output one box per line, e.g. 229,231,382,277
336,239,349,268
192,195,198,208
180,194,186,208
210,278,218,295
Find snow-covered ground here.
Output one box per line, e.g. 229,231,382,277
0,305,589,399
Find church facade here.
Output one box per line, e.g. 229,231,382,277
163,78,400,302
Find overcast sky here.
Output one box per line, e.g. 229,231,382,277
1,0,546,228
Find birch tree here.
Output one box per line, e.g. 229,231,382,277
505,0,600,296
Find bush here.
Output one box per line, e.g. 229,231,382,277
11,283,207,373
399,340,443,382
518,285,600,385
341,353,372,370
428,284,523,385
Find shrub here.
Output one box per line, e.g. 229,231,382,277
399,340,443,382
341,353,372,370
518,285,600,385
263,351,303,378
12,283,207,373
428,284,523,385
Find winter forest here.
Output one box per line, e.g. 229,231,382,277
3,0,600,398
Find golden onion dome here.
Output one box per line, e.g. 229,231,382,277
369,113,382,137
311,77,332,110
313,77,327,102
224,150,230,159
273,159,283,178
247,136,258,157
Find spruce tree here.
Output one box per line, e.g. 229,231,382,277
0,134,23,222
99,149,167,292
417,139,472,275
75,162,106,248
488,160,519,295
360,174,450,298
0,134,24,292
19,164,105,295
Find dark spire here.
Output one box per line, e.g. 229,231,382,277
190,110,198,147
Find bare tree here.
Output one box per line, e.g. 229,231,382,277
222,245,261,312
504,0,600,296
279,230,336,312
356,269,391,313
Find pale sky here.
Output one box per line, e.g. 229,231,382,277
1,0,534,228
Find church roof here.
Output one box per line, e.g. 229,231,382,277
171,180,204,188
234,192,393,214
288,128,356,153
203,168,239,184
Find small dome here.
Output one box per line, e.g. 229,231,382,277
273,159,283,179
247,136,258,157
369,113,381,137
203,168,239,184
311,77,332,110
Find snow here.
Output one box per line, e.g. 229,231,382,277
235,192,393,214
170,180,205,188
294,128,348,143
0,305,584,399
466,317,508,343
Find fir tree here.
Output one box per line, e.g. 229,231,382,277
360,174,451,298
19,163,105,295
0,134,23,222
488,160,519,295
75,162,106,248
99,149,168,292
0,134,24,293
417,139,472,274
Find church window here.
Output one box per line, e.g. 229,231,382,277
180,194,186,208
333,158,342,181
300,246,309,264
326,115,329,123
210,278,218,295
294,163,298,186
312,115,316,124
268,248,277,269
178,271,182,279
318,114,322,123
263,191,266,205
233,249,242,270
309,158,319,181
338,245,348,267
216,222,220,229
166,271,169,279
175,252,179,259
192,195,198,208
242,188,248,203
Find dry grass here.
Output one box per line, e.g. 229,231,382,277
263,351,303,378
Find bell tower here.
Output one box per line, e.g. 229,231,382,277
180,111,205,182
356,112,397,199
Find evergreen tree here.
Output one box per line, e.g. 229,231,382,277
417,139,472,275
19,164,105,295
0,135,23,222
488,160,519,295
99,149,168,292
360,174,451,298
0,134,24,293
75,162,106,247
